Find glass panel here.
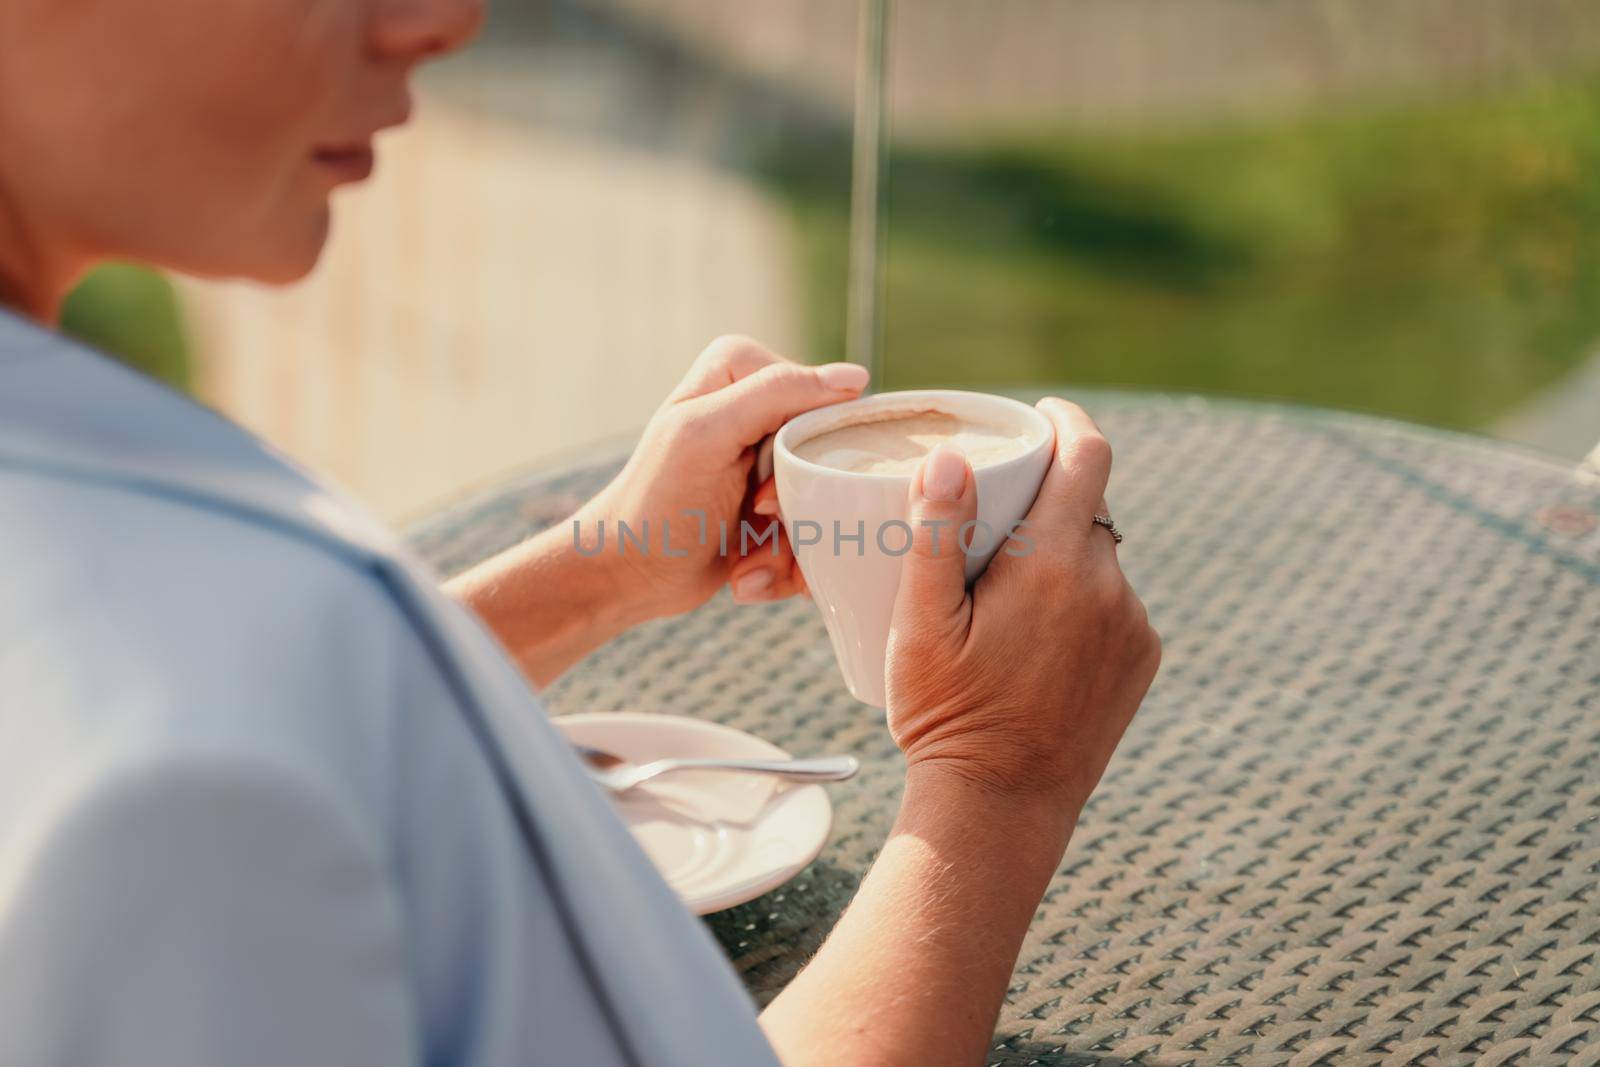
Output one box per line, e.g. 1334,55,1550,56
875,2,1600,459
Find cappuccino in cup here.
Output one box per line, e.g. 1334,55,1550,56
791,410,1034,475
774,390,1055,707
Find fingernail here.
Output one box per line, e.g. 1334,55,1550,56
817,362,869,391
733,569,774,600
753,496,778,516
920,445,968,502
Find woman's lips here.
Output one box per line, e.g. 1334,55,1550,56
311,145,376,183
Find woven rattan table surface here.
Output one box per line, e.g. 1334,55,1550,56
408,392,1600,1066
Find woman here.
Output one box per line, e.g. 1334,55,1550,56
0,2,1160,1065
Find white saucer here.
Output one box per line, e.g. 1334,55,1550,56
554,712,835,915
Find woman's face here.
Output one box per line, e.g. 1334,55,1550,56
0,0,482,286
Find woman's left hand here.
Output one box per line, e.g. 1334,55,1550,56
578,335,868,620
450,336,866,687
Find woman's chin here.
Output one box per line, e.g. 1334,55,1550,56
182,210,331,286
254,211,332,283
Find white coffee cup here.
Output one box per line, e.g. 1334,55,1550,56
773,389,1054,707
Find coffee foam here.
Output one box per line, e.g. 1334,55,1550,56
792,408,1033,475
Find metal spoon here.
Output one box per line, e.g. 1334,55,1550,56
572,743,860,794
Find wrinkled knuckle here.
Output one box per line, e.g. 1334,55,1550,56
907,502,961,542
908,527,954,564
773,361,815,387
739,360,798,394
1041,396,1087,420
907,534,939,563
888,614,952,670
1091,568,1125,614
669,401,716,440
1124,588,1150,631
1126,622,1162,678
1067,431,1113,473
702,334,765,367
913,601,962,643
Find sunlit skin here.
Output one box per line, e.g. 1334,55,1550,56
0,3,1160,1064
0,0,484,318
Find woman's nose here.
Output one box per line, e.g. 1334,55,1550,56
370,0,486,61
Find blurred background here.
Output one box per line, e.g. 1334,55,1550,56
66,0,1600,520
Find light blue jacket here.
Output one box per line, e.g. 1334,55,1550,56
0,311,781,1066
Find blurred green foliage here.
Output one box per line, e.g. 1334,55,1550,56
60,264,192,390
771,75,1600,431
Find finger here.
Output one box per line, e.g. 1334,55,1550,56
671,335,784,401
731,555,807,603
730,520,801,602
731,562,781,602
751,477,780,517
1088,495,1120,561
771,531,809,600
684,359,869,449
1028,397,1114,526
738,507,811,599
893,446,976,630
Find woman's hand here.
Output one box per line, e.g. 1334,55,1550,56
449,336,866,687
886,397,1161,818
577,335,867,621
761,398,1159,1067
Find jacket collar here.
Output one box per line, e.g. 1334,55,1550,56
0,308,400,560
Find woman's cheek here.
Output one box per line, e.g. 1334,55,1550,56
218,0,349,142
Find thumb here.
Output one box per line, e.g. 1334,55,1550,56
894,445,977,628
686,360,869,449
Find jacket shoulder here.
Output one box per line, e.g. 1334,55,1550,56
0,465,449,824
0,748,421,1067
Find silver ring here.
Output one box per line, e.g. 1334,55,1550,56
1093,514,1123,544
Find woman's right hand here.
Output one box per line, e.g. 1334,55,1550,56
764,399,1158,1066
885,397,1161,819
